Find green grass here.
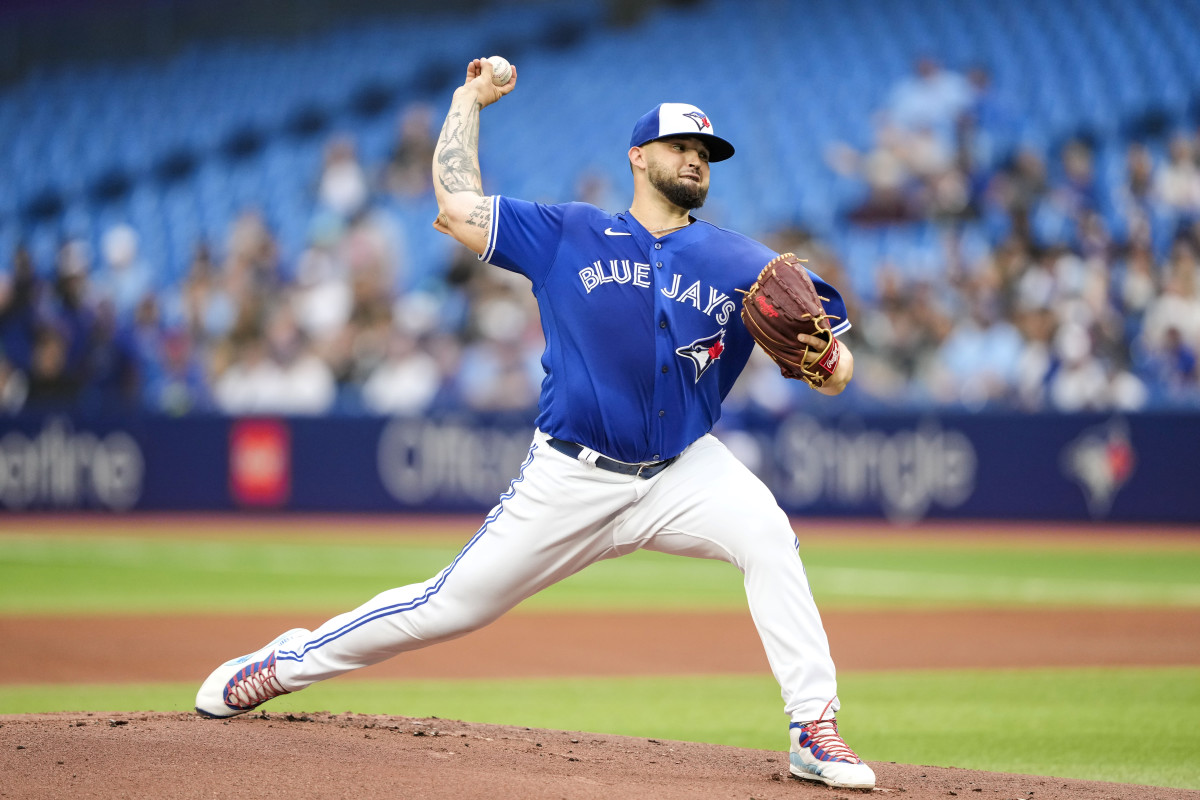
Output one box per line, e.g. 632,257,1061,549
2,531,1199,615
2,667,1196,789
3,524,1198,789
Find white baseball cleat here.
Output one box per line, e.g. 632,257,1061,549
194,628,309,718
788,717,876,790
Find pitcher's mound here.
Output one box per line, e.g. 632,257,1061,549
1,711,1193,800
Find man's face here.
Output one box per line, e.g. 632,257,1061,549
643,137,710,210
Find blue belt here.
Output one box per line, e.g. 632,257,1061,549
546,438,679,479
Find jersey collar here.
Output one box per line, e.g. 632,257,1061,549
618,211,702,248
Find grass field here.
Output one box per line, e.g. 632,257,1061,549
3,525,1199,614
2,518,1199,789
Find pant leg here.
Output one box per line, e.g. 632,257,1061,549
624,434,839,723
276,433,639,690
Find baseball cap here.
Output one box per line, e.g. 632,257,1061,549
629,103,735,162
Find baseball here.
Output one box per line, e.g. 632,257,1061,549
487,55,512,85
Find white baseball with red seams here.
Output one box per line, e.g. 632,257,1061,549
487,55,512,85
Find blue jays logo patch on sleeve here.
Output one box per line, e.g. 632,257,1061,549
675,329,726,382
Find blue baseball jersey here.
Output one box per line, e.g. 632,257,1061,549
480,198,851,463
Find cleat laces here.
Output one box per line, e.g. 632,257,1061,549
224,653,289,710
794,719,862,763
793,698,863,764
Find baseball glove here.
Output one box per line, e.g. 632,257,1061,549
739,253,842,388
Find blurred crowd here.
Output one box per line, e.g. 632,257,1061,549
2,58,1199,418
0,101,545,418
821,58,1200,412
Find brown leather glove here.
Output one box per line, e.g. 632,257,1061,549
740,253,842,388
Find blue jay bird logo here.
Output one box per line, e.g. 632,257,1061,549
675,329,726,382
1061,418,1136,517
683,110,711,132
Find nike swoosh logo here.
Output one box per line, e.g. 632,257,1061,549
604,228,632,236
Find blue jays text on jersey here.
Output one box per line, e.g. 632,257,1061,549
480,198,851,464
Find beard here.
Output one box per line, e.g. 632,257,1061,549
647,160,708,210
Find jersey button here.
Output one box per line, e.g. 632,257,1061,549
659,320,667,328
656,262,663,268
654,243,662,249
653,454,660,460
661,366,668,373
658,410,665,417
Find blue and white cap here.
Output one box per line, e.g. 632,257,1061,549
629,103,735,162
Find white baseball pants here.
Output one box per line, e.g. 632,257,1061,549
274,429,840,722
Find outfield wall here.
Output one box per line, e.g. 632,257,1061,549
0,412,1194,522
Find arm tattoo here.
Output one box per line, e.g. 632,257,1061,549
466,198,492,230
435,100,484,196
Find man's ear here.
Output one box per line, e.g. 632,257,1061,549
628,145,647,172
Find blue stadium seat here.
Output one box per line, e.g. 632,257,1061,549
1,0,1197,406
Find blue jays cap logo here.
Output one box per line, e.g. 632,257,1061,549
675,329,726,382
683,110,711,132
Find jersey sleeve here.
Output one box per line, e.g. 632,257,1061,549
478,196,567,287
806,268,852,336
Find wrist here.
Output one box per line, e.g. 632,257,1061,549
814,335,841,379
453,84,484,104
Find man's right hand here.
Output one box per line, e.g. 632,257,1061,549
459,58,518,109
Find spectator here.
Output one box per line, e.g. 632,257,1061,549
1154,132,1200,217
83,297,140,413
986,146,1048,239
826,113,916,224
24,327,79,410
1140,240,1200,354
1116,142,1158,231
318,135,370,219
264,302,336,414
856,269,948,403
44,239,98,398
212,334,279,414
1012,298,1057,410
887,56,974,148
1117,242,1158,327
175,242,237,346
0,352,27,412
91,224,156,324
0,245,43,377
224,208,281,297
928,289,1023,408
1046,322,1109,411
456,289,541,412
292,213,353,350
361,328,441,415
1140,326,1198,402
383,103,437,199
958,65,1014,173
145,328,212,416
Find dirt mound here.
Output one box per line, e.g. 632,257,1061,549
2,711,1193,800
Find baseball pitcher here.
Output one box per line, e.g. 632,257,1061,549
196,57,873,790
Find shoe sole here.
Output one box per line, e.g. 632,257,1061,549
789,763,875,790
194,705,242,719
